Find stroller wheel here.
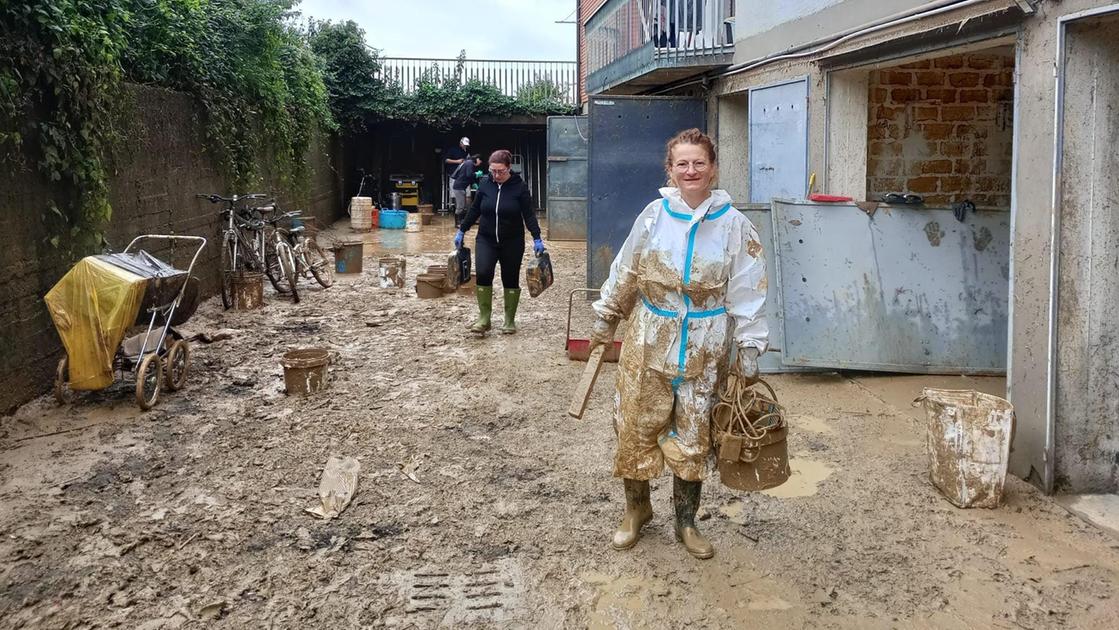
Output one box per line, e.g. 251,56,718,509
136,354,162,411
164,340,190,392
54,357,74,405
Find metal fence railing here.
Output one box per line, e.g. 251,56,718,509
376,57,579,107
586,0,735,77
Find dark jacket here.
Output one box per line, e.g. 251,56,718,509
451,160,478,191
460,173,541,243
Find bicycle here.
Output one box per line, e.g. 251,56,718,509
197,193,268,309
262,207,334,296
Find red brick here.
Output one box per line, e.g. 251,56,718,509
875,105,906,119
869,141,904,157
934,55,966,70
919,159,954,175
992,87,1014,102
955,159,985,175
922,122,955,140
977,176,1010,193
968,55,997,70
883,71,913,85
915,106,939,122
915,71,945,86
871,177,906,193
898,60,932,69
940,140,967,157
940,175,973,191
870,87,888,104
867,123,901,141
890,88,921,103
959,89,989,103
948,73,982,88
906,176,940,193
975,105,996,121
941,105,977,121
925,88,958,103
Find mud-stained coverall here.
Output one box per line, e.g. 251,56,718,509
593,188,768,482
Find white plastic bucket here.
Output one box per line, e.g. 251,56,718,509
405,212,422,233
916,388,1014,509
349,197,372,232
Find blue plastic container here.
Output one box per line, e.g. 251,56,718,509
379,210,407,230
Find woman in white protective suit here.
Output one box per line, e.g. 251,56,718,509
588,128,768,559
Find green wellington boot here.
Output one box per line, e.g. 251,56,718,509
499,288,521,334
469,286,493,334
673,476,714,559
612,479,654,551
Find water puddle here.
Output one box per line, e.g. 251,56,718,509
760,457,834,498
791,414,833,434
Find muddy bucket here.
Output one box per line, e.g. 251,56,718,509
456,272,476,295
416,273,445,299
349,197,372,232
405,212,422,233
231,271,264,310
713,378,791,492
916,388,1014,509
281,348,330,395
333,241,364,274
378,256,406,288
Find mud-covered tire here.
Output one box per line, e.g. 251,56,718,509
220,233,234,310
277,241,300,303
136,354,162,411
163,340,190,392
305,239,334,288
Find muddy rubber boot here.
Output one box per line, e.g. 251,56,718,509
673,476,713,559
499,288,521,334
469,286,493,334
612,479,653,551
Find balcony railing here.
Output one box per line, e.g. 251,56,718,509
376,57,579,108
586,0,735,79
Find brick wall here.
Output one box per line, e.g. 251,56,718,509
0,84,342,414
867,52,1015,207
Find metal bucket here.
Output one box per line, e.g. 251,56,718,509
378,255,406,288
333,241,364,274
231,271,263,310
416,273,444,299
280,348,330,395
390,192,402,210
916,388,1014,509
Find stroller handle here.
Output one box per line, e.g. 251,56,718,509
122,234,209,279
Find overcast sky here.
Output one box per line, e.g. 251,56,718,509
295,0,578,60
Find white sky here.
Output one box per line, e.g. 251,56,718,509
295,0,578,61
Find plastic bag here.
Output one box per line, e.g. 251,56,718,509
526,250,554,297
447,247,471,289
45,257,147,390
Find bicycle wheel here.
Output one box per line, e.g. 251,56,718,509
220,232,234,310
263,237,289,293
304,238,334,288
276,241,300,303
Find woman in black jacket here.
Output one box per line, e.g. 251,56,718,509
454,149,544,335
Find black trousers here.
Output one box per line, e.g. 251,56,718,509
475,234,524,289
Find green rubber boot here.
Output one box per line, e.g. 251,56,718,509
500,288,521,334
469,286,493,334
673,476,714,559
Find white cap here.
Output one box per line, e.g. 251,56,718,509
460,137,470,147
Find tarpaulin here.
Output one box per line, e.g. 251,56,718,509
45,257,146,390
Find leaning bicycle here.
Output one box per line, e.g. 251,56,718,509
262,207,334,296
198,193,268,309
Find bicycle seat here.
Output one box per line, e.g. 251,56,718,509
289,225,305,233
255,205,277,213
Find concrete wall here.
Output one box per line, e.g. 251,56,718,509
866,51,1015,206
0,84,343,414
733,0,924,61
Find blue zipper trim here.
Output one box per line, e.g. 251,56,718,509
707,203,732,220
661,198,692,221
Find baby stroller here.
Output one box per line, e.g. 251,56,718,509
46,235,207,410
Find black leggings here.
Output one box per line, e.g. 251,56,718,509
475,235,524,289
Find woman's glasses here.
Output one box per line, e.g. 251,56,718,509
672,160,710,172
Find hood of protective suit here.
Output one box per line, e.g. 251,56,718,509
658,188,733,222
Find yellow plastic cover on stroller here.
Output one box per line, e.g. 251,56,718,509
45,257,146,390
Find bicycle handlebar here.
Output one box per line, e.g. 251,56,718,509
197,193,269,204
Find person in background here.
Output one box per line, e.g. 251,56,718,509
444,136,470,209
451,155,482,227
588,128,768,560
454,149,544,335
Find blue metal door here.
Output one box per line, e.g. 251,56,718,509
749,79,809,204
546,116,588,241
586,96,706,288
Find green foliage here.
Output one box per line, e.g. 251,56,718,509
307,32,576,131
1,0,334,254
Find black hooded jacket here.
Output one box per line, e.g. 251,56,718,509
460,173,541,244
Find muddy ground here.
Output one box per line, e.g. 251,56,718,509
2,216,1118,629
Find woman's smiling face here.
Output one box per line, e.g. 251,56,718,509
669,143,714,195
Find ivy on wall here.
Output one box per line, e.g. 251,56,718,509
1,0,334,256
